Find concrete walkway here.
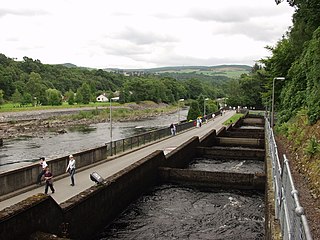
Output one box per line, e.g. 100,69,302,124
0,111,235,211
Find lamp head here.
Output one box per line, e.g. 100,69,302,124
274,77,285,80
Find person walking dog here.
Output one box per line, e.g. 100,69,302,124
66,155,76,186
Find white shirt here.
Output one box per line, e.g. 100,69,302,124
66,159,76,171
41,161,48,169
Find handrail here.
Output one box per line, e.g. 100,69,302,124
265,116,313,240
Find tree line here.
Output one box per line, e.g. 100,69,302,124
260,0,320,124
0,54,231,110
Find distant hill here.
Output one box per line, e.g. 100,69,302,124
105,64,251,73
61,63,78,68
105,65,252,79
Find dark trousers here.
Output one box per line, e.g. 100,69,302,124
69,168,75,185
37,169,46,184
45,181,55,194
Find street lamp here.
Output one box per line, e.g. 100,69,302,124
109,96,119,155
271,77,285,128
178,98,184,124
203,98,209,117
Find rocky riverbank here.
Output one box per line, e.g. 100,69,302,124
0,102,179,140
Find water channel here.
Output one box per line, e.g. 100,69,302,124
0,109,188,172
93,185,265,240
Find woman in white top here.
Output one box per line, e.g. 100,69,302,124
37,157,48,185
66,155,76,186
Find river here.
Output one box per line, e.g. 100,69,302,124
0,109,188,172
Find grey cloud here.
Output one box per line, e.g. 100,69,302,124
144,53,254,68
113,27,178,45
104,44,150,56
213,21,287,42
187,6,285,23
188,8,248,23
0,8,48,18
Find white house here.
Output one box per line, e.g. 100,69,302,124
96,94,108,102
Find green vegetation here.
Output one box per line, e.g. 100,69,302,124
0,55,247,111
275,110,320,198
257,1,320,199
0,101,111,112
223,113,244,125
55,101,178,122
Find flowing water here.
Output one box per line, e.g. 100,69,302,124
0,109,188,172
189,158,265,174
92,146,265,239
92,184,265,240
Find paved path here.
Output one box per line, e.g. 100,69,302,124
0,111,235,211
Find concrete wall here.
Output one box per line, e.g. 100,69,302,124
165,136,200,168
60,150,166,239
0,150,166,240
159,167,266,190
0,194,63,240
221,130,265,138
0,115,278,239
196,146,265,161
215,137,265,149
0,145,109,198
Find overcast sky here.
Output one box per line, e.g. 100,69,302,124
0,0,294,69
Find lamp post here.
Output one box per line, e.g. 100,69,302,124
109,96,119,155
178,98,184,124
203,98,209,117
271,77,285,128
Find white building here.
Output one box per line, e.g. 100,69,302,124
96,94,108,102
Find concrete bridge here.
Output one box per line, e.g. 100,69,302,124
0,110,236,210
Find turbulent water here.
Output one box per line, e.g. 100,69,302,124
92,146,265,239
93,184,265,240
189,158,265,174
0,109,188,172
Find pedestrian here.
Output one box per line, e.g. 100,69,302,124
66,154,76,186
37,157,48,185
44,167,55,194
170,123,176,136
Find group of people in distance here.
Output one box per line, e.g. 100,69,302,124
37,154,76,195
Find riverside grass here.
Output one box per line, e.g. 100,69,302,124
53,101,178,122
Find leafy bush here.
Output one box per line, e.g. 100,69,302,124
304,136,320,156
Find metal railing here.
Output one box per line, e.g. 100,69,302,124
265,117,313,240
105,110,221,157
105,120,196,156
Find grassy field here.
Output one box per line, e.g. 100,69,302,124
158,69,248,79
0,102,113,113
223,113,244,125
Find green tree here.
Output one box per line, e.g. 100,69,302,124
187,100,201,120
26,72,47,105
11,89,23,106
65,90,75,105
21,92,33,106
0,89,4,105
46,88,62,106
75,90,84,104
184,78,204,99
225,79,244,107
76,82,91,104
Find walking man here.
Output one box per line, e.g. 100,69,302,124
44,167,55,194
37,157,48,185
170,123,176,136
66,155,76,186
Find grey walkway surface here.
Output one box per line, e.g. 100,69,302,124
0,111,235,211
